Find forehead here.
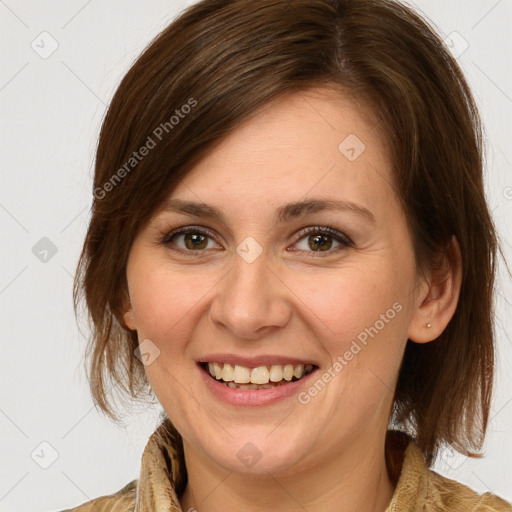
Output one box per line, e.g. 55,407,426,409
166,88,395,219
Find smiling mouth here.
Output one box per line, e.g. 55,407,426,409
200,362,317,389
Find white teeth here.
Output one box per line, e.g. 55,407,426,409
293,364,304,379
269,364,283,382
227,382,282,390
233,365,251,384
205,362,313,384
221,363,234,382
251,366,270,384
283,364,294,381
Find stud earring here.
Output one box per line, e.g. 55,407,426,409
426,322,432,328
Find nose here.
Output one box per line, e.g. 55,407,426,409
208,250,291,340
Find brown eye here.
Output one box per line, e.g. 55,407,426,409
183,232,208,250
163,227,221,253
291,226,352,256
307,233,334,252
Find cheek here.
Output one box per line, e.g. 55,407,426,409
291,261,412,411
294,266,408,413
128,260,216,347
127,264,210,411
293,262,407,342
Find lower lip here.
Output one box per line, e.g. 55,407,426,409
198,364,318,407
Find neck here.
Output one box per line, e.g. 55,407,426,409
179,431,396,512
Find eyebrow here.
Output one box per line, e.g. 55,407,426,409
156,198,376,225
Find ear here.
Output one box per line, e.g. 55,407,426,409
120,292,137,331
408,235,462,343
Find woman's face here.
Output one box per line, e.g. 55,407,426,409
123,89,426,476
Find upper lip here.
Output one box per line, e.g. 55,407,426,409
197,354,319,368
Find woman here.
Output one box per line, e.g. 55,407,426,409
69,0,511,510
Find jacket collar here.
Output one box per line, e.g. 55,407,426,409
132,416,423,512
134,415,186,512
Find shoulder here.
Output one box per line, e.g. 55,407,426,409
425,469,512,511
60,479,138,512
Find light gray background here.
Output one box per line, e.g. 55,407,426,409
1,1,511,510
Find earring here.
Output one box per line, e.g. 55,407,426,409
426,322,432,328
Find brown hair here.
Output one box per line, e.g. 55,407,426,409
73,0,498,465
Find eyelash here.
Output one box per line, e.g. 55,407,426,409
160,225,353,258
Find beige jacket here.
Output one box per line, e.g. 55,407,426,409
64,418,511,512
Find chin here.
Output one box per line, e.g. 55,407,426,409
197,427,310,476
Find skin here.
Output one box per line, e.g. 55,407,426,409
122,88,462,512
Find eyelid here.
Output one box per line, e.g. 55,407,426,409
161,225,222,255
161,225,218,244
161,224,353,256
292,225,353,246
